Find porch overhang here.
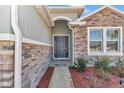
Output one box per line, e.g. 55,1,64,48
34,5,54,27
48,6,84,17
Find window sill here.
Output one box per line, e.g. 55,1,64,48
88,52,123,56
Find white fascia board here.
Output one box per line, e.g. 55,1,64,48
76,5,124,22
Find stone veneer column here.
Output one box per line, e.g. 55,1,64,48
74,26,87,59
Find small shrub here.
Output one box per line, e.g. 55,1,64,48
75,58,87,72
100,70,111,81
119,72,124,78
68,65,76,69
93,69,101,78
89,74,102,88
116,57,124,67
116,57,124,77
94,69,111,80
94,56,111,72
48,72,53,78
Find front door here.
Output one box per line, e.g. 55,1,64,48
53,35,70,59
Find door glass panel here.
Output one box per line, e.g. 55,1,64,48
54,36,69,58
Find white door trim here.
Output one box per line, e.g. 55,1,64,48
52,34,70,60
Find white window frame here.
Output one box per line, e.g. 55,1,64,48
87,27,123,56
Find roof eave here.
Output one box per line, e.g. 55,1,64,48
48,6,84,16
76,5,124,22
34,5,53,27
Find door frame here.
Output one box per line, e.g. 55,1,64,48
52,34,70,60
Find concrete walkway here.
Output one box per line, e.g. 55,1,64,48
48,66,74,88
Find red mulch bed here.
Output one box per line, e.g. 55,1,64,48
69,67,124,88
36,67,54,88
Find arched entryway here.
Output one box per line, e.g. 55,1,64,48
52,16,73,64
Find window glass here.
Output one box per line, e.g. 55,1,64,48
90,29,102,40
89,28,102,52
107,28,119,52
107,28,119,40
107,41,118,51
90,41,101,51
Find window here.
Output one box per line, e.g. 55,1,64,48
88,27,122,55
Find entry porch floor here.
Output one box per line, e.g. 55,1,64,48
48,66,74,88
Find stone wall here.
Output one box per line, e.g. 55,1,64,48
0,41,52,88
0,41,14,88
22,43,51,88
74,7,124,66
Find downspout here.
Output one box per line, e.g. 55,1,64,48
11,5,22,88
68,21,86,64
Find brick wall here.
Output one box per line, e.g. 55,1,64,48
74,7,124,65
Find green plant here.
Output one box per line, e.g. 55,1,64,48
68,65,75,69
75,58,87,72
48,72,53,78
89,74,102,88
116,57,124,77
116,57,124,67
100,70,111,81
94,56,111,72
119,72,124,78
94,68,111,81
